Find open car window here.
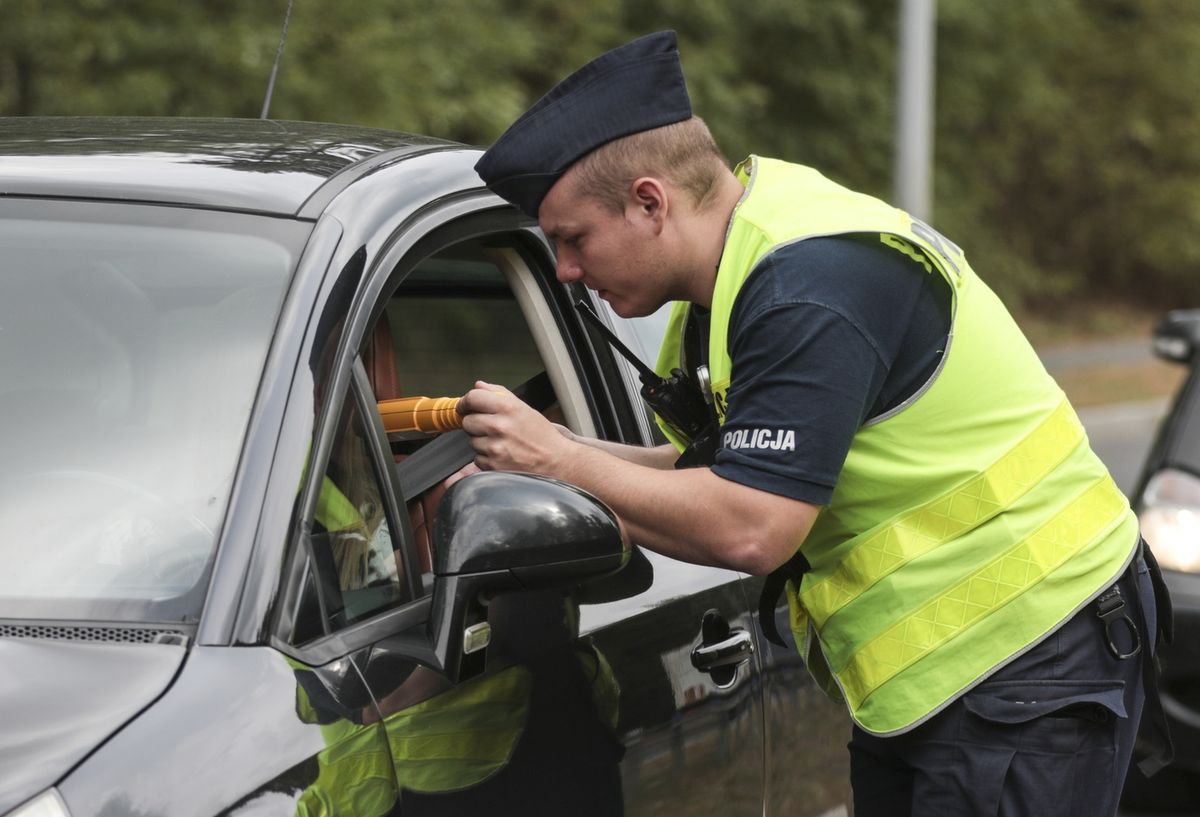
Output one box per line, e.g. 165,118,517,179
284,226,599,647
371,238,595,436
369,236,592,594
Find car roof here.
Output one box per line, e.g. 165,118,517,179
0,117,464,217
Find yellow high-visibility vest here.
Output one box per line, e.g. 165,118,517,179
656,156,1137,734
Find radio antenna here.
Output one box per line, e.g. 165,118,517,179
260,0,295,119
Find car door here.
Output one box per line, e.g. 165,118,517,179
270,183,770,816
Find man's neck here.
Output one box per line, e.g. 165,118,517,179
689,169,748,309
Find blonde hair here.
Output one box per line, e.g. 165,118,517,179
571,117,728,212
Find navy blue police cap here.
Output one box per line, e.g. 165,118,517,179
474,30,692,218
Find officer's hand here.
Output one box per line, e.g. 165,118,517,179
459,380,573,475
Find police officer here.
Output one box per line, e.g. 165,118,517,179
460,31,1171,816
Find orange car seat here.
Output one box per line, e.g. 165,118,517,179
363,313,439,574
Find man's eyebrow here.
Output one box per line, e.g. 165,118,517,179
543,224,576,243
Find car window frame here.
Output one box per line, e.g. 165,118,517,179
269,202,648,664
269,376,429,663
296,361,424,631
266,207,538,661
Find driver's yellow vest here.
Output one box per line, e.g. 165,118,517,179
656,156,1138,735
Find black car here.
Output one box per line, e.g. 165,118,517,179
0,118,850,817
1123,309,1200,808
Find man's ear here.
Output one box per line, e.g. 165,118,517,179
628,177,668,230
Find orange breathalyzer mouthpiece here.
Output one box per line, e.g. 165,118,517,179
377,396,463,434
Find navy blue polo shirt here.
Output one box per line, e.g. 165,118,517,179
710,234,953,505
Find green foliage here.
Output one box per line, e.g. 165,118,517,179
936,0,1200,307
2,0,1199,309
616,0,898,196
0,0,277,116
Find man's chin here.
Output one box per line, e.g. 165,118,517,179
593,288,666,319
602,295,649,319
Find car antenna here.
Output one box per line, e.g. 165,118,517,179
260,0,295,119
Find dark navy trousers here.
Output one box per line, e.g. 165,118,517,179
849,549,1157,817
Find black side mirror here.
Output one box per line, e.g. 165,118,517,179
427,471,628,682
1153,309,1200,364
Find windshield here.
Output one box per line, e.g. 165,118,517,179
0,200,308,624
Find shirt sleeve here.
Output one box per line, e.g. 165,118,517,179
710,235,948,505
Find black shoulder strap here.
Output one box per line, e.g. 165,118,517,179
758,549,811,647
1135,538,1175,776
681,304,708,376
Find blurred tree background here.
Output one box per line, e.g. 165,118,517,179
2,0,1199,317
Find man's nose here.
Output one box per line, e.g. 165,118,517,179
555,254,583,284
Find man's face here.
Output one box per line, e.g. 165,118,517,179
538,171,667,318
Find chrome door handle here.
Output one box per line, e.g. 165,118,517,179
691,629,754,672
